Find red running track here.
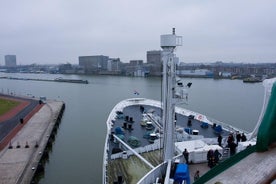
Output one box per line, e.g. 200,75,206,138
0,96,44,150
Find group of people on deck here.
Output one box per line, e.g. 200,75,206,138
205,131,248,168
207,149,222,168
181,131,248,181
217,131,247,155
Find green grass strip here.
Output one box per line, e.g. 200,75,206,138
0,98,21,116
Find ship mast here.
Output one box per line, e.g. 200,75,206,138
161,28,182,161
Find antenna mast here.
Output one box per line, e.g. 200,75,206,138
160,28,182,161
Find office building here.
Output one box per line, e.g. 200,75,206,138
107,58,121,72
79,55,109,74
147,50,161,65
146,50,162,76
5,55,16,67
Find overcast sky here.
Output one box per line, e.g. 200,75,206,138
1,0,276,65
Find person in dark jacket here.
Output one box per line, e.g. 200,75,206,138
229,142,237,156
227,133,234,147
236,131,241,144
183,148,189,164
214,149,222,164
241,133,247,142
217,134,222,147
194,170,200,181
207,149,215,168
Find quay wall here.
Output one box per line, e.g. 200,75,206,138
0,100,65,184
0,103,44,151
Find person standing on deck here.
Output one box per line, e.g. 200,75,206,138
236,131,241,144
241,133,247,142
229,142,237,156
183,148,189,164
194,170,200,181
214,149,222,164
217,134,222,147
207,149,215,168
227,133,234,147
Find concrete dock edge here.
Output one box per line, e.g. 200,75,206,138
0,100,65,184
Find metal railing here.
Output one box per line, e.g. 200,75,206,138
110,140,162,160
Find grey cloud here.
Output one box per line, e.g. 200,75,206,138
0,0,275,64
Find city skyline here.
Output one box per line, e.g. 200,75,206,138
1,0,276,65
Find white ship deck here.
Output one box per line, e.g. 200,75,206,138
103,98,241,184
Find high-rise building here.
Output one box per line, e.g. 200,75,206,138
5,55,16,67
147,50,161,65
107,58,121,72
79,55,109,74
146,50,162,76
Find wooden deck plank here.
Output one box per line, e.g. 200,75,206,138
107,150,162,184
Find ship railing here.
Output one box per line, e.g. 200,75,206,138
111,134,156,168
203,115,255,144
111,141,163,160
103,137,109,184
107,98,161,127
137,154,183,184
127,98,161,107
137,161,168,184
175,105,249,135
145,113,162,129
205,116,249,135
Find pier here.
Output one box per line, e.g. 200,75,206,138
0,76,88,84
0,100,65,184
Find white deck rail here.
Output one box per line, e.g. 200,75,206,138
111,134,155,169
110,141,162,160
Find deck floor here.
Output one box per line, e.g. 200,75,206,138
107,149,213,184
109,105,230,157
107,150,162,184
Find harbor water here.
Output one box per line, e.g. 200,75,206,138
0,73,264,184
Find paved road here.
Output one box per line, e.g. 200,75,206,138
0,94,39,142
